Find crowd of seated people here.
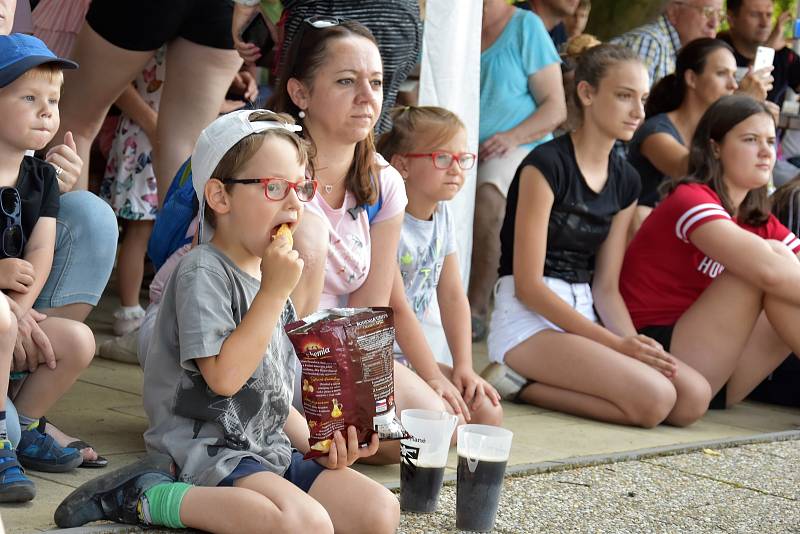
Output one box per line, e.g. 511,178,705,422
0,1,798,532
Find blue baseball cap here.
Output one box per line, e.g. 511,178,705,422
0,34,77,88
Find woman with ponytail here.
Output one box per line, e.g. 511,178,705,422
627,38,738,233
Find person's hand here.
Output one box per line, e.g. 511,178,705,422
452,365,502,409
426,373,471,421
764,100,781,123
738,67,774,101
4,294,22,321
315,426,379,469
45,131,82,193
615,334,677,378
232,4,263,64
0,258,35,293
478,130,518,162
259,228,304,300
766,10,791,51
231,71,259,103
13,309,55,373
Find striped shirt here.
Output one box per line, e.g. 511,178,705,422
612,15,681,87
279,1,422,134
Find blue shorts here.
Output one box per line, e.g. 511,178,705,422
218,451,325,493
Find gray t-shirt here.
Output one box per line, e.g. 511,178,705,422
142,244,297,486
398,202,457,321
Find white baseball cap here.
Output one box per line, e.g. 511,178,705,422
191,109,302,241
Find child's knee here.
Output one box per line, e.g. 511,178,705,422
275,502,332,534
57,321,96,370
471,397,504,427
355,485,400,534
668,379,712,427
629,378,677,428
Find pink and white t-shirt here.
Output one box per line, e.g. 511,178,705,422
305,155,407,310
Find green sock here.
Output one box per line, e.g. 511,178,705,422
139,482,192,529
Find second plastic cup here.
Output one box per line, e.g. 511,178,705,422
456,424,513,531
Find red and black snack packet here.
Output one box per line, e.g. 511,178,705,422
285,307,409,459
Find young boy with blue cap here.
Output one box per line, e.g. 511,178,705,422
0,33,97,503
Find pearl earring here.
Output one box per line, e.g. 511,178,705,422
298,110,306,119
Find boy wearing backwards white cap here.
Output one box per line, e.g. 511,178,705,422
55,109,401,534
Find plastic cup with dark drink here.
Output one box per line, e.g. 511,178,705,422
456,424,513,531
399,409,458,513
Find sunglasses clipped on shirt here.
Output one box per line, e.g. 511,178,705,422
221,177,318,202
0,187,24,258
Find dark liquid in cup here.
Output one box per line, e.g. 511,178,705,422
456,456,507,531
400,462,445,513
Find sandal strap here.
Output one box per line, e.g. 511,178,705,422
38,416,48,434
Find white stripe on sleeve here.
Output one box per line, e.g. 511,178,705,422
675,203,730,242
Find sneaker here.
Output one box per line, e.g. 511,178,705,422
0,442,36,503
480,363,529,402
112,308,145,337
99,329,140,364
54,452,175,528
17,428,83,473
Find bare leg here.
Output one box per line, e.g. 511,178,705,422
156,38,243,202
12,318,95,419
309,467,400,534
177,473,332,534
467,184,505,320
55,24,155,190
438,363,504,427
505,330,677,428
117,220,154,308
37,303,93,323
360,361,447,465
291,213,328,318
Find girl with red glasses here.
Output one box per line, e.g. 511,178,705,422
377,105,503,432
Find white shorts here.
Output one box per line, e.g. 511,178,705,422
476,145,531,197
487,275,598,364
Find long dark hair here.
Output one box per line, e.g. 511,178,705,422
269,19,381,205
666,95,772,226
645,38,735,118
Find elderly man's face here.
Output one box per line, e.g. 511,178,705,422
728,0,774,46
0,0,16,36
669,0,725,43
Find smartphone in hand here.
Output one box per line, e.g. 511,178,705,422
754,46,775,72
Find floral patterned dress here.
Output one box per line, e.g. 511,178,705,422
100,47,165,221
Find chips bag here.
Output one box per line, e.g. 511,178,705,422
285,307,409,459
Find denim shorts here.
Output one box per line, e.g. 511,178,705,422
218,451,325,493
35,191,117,309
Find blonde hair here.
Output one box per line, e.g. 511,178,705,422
206,110,312,227
18,63,64,86
376,106,466,162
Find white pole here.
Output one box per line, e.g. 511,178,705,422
416,0,482,364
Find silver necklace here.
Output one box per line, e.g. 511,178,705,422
321,174,347,194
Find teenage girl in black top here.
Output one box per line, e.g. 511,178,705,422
483,44,712,428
